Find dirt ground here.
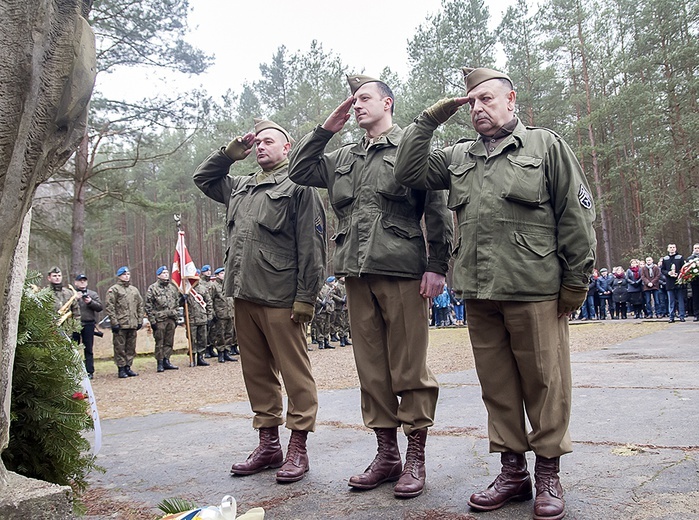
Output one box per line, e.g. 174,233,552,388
89,320,669,420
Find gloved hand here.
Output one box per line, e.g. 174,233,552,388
224,136,253,161
136,322,143,331
211,316,218,324
423,98,461,125
150,322,157,332
111,323,121,333
292,301,314,324
558,285,588,316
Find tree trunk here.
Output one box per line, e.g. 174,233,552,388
71,130,89,277
0,0,95,485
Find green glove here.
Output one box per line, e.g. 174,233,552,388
423,98,461,125
292,301,314,324
223,136,252,161
558,285,588,315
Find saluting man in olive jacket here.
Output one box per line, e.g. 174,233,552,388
394,67,596,520
194,119,326,485
288,74,453,499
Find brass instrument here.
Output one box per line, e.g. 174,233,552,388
57,284,80,326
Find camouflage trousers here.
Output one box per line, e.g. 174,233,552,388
187,323,207,354
211,317,236,353
113,328,138,368
153,318,177,361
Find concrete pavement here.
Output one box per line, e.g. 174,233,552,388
85,321,699,519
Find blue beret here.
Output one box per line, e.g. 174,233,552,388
116,266,129,276
201,264,211,272
156,265,168,275
214,267,225,275
196,268,201,275
326,276,336,283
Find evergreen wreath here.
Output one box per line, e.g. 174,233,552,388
2,273,100,493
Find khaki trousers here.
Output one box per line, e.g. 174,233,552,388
234,299,318,431
345,275,439,434
465,299,572,458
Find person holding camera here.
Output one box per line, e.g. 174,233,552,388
73,273,103,379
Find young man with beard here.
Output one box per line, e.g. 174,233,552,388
194,119,326,484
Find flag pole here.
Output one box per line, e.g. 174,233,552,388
174,214,195,367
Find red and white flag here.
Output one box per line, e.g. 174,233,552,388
171,230,206,309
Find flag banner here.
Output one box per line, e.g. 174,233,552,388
171,230,199,295
190,287,207,310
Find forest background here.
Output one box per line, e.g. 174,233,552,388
28,0,699,297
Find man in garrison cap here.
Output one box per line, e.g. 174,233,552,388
46,266,81,322
145,266,181,372
105,266,145,379
394,67,597,519
288,74,453,499
194,118,326,484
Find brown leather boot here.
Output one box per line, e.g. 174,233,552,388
394,428,427,498
230,427,284,476
276,430,309,483
534,455,565,520
468,452,533,511
348,427,402,490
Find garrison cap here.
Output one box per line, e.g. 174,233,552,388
254,118,293,144
462,67,513,93
156,265,168,276
116,266,129,276
346,74,381,95
48,266,62,275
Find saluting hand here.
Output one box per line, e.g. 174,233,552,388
322,96,354,133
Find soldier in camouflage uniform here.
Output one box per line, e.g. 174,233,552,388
105,266,144,379
210,267,238,363
186,268,212,367
333,277,351,346
47,266,80,322
315,277,336,350
145,266,180,373
198,264,216,358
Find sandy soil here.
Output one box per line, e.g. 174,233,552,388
89,320,669,420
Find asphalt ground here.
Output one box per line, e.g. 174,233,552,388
84,321,699,520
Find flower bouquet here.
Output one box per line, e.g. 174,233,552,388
678,258,699,284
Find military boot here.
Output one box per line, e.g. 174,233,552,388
196,352,210,366
394,428,427,498
163,358,178,370
276,430,309,483
204,345,215,358
118,366,128,378
339,337,346,347
230,426,284,476
223,350,238,362
124,365,139,377
157,360,164,373
348,427,402,490
343,336,352,346
231,344,240,355
468,452,532,511
533,456,565,520
324,339,334,349
330,333,340,342
218,350,226,363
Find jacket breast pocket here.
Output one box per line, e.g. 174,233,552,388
258,191,291,233
502,155,548,207
377,155,409,201
447,161,476,211
331,163,356,209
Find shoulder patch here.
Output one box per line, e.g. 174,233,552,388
578,184,593,209
315,215,324,237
